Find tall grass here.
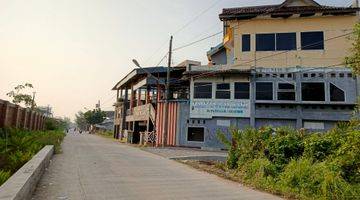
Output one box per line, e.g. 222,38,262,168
0,128,65,186
218,120,360,199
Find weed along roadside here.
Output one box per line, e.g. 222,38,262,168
177,121,360,200
0,128,65,186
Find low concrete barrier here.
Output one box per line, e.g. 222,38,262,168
0,145,54,200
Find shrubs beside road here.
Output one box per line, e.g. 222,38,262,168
0,128,65,186
217,120,360,199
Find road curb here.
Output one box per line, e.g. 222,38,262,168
0,145,54,200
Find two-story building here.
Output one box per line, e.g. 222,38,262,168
112,0,359,149
112,65,187,144
162,0,360,149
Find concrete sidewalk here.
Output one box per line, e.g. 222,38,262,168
32,133,282,200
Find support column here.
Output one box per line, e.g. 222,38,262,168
121,88,129,139
295,72,302,129
250,74,256,128
0,101,10,128
130,85,135,111
137,89,141,106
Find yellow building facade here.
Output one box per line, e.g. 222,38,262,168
220,0,359,69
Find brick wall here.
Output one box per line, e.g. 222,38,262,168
0,99,46,130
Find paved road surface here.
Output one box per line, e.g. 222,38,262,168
32,133,281,200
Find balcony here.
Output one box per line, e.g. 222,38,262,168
125,104,156,123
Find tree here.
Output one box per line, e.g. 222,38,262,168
345,23,360,75
6,83,36,108
75,111,89,130
346,23,360,118
44,117,70,131
84,109,106,125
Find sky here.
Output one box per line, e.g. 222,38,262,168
0,0,350,120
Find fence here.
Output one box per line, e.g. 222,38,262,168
0,99,46,130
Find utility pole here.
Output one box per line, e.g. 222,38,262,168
31,92,36,110
162,35,173,147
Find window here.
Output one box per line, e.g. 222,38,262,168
242,34,251,52
256,33,296,51
188,127,204,142
330,83,345,102
278,83,296,101
216,83,230,99
256,82,273,100
304,121,325,130
301,82,325,101
194,82,212,99
256,34,275,51
276,32,296,50
235,82,250,99
301,31,324,50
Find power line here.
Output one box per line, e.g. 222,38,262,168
173,31,223,51
155,52,168,67
172,0,223,36
144,0,223,66
172,6,281,52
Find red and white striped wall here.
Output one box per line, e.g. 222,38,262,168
156,102,178,146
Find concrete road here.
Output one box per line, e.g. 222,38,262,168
32,133,281,200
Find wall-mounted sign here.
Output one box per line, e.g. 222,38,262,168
190,99,250,119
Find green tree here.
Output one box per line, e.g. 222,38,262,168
75,111,88,130
84,109,106,125
6,83,36,108
345,23,360,75
44,117,70,131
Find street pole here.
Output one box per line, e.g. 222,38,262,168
162,36,173,147
31,92,36,110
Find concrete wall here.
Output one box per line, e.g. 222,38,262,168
226,15,358,69
211,49,227,65
177,67,357,149
0,145,54,200
0,99,46,130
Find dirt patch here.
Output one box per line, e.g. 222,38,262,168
177,160,242,183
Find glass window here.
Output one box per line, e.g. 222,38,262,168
242,34,251,52
188,127,204,142
276,33,297,51
256,82,273,100
235,82,250,99
330,83,345,102
216,83,230,99
194,82,212,99
256,34,275,51
278,83,295,101
301,82,325,101
301,31,324,50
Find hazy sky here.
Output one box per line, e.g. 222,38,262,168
0,0,350,120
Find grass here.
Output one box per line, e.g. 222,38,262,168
96,130,114,139
0,128,66,186
213,121,360,200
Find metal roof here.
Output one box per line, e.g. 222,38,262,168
112,66,186,90
220,0,359,20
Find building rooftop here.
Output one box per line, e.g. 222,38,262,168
112,66,186,90
219,0,360,20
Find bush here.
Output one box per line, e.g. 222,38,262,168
267,127,304,171
278,159,358,200
0,170,11,186
219,120,360,199
0,128,65,185
240,158,277,189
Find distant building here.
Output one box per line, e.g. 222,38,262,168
93,111,115,132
